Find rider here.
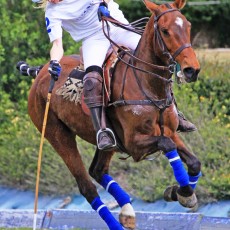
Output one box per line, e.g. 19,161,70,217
34,0,196,151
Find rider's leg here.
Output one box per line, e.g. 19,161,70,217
177,110,197,132
173,65,197,132
83,66,116,150
82,30,116,150
173,94,197,132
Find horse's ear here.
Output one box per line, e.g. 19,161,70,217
173,0,186,9
142,0,158,12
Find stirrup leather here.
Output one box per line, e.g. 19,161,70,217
96,128,117,150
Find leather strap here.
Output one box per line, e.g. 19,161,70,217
172,43,191,59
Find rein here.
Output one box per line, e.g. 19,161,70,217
102,17,175,80
108,54,173,110
103,6,191,135
102,5,192,80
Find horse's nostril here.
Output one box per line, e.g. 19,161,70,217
195,69,201,75
183,67,199,83
183,67,195,78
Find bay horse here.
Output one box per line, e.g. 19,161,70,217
17,0,201,229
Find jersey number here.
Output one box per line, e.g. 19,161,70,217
46,17,51,33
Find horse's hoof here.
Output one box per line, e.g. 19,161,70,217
119,214,136,230
163,185,179,202
177,192,197,208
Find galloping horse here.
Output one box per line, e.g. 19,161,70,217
17,0,201,229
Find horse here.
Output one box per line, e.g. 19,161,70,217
17,0,201,229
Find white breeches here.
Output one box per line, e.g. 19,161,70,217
82,26,141,70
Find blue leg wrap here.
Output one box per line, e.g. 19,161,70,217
165,149,189,187
189,172,202,189
91,197,123,230
101,174,131,207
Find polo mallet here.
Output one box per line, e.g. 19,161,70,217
33,77,55,230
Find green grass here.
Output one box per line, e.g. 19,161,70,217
196,48,230,63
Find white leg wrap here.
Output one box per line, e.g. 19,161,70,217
120,203,135,217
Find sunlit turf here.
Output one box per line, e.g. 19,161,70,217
196,48,230,63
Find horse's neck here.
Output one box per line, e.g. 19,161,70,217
134,20,169,99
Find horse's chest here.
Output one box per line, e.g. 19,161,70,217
123,105,155,117
121,104,177,135
122,105,158,133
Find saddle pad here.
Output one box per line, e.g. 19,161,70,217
55,49,121,115
56,68,84,105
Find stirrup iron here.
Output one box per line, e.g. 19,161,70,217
97,128,117,150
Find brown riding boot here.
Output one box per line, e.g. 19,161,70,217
83,68,116,150
90,107,116,150
170,86,197,133
177,111,197,132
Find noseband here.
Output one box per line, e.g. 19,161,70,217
154,6,192,65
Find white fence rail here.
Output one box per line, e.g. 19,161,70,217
0,210,230,229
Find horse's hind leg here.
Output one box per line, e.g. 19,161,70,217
34,112,123,230
40,114,97,202
89,149,136,230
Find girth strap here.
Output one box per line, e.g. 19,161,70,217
159,108,166,136
108,99,169,110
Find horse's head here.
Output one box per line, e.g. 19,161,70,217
143,0,200,82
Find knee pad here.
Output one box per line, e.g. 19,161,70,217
83,70,103,108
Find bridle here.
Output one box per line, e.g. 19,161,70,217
102,5,191,83
153,5,192,67
103,5,193,110
101,17,173,83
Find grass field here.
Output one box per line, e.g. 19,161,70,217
196,48,230,63
194,48,230,81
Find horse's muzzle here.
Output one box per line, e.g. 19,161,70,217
183,67,200,83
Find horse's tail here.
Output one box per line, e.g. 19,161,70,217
16,61,44,78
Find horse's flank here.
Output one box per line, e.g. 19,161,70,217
28,57,98,145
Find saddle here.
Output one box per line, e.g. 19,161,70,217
56,46,122,115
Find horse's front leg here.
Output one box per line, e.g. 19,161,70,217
131,134,198,208
174,134,202,189
163,134,202,208
89,149,136,230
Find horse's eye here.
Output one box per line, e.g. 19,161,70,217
161,28,169,36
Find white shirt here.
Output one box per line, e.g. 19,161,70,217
45,0,127,42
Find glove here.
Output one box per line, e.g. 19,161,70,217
98,2,110,21
48,60,61,81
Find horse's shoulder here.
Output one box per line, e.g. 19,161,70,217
67,54,80,60
61,54,80,62
60,55,81,67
